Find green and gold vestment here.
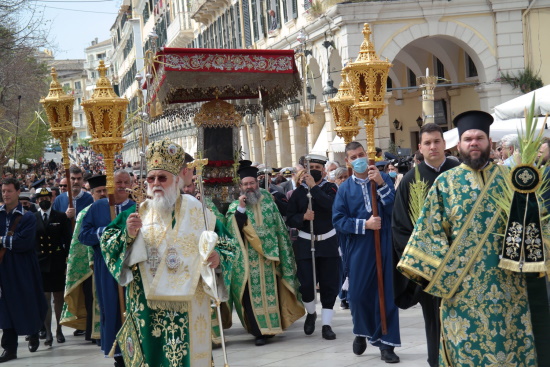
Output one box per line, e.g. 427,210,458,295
225,189,304,336
101,195,237,367
60,205,100,337
398,163,540,366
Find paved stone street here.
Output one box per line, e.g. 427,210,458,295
1,302,430,366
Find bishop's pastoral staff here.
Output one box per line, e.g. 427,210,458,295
100,140,237,367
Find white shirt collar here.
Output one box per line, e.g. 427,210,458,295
39,207,52,217
424,158,447,173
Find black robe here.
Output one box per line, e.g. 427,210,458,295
391,159,460,308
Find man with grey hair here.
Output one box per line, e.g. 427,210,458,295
500,134,519,167
78,169,134,366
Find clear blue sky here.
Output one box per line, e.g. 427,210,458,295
37,0,121,60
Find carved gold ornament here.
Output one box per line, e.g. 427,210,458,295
193,99,242,128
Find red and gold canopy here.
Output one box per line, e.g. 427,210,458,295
150,48,301,111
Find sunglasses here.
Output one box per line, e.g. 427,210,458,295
146,175,168,183
59,184,68,187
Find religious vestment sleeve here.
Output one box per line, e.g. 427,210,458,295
2,213,36,252
78,204,107,246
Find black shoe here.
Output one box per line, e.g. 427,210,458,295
73,329,85,336
353,336,367,355
28,334,39,352
321,325,336,340
44,336,53,347
254,336,266,346
56,329,65,343
24,335,30,341
303,312,317,335
381,349,400,363
0,350,17,363
38,327,46,340
340,300,349,310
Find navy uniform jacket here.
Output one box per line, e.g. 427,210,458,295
286,181,339,260
34,209,72,273
0,204,47,334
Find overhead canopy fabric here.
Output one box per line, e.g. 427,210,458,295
151,48,301,111
493,85,550,120
443,117,550,148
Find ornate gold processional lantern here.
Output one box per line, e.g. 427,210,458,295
81,60,128,217
40,67,76,214
345,23,392,335
327,67,357,144
346,23,392,161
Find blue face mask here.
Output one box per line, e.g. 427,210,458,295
388,171,398,178
351,157,368,174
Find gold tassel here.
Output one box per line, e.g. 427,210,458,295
149,102,156,118
108,339,117,357
264,124,274,141
155,100,163,116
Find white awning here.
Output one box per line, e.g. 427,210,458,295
331,135,346,152
443,117,550,149
493,85,550,121
311,125,328,155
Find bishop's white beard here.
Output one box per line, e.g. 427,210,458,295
147,176,179,215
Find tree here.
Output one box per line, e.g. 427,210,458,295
0,2,52,171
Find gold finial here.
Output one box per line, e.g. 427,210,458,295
98,60,107,78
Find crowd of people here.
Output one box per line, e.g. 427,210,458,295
0,110,549,366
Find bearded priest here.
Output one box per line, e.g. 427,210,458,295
225,160,304,346
100,140,237,367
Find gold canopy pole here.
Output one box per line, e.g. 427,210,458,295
346,23,392,335
81,60,129,321
40,67,76,224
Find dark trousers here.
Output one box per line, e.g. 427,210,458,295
241,284,262,337
82,277,93,340
296,257,340,309
418,292,441,367
527,275,550,366
0,329,17,353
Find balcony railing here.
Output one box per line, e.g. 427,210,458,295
191,0,231,24
166,11,194,48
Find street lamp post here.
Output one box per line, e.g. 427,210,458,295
322,34,338,103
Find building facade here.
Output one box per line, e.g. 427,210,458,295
113,0,550,166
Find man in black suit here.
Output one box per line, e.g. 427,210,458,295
34,188,72,346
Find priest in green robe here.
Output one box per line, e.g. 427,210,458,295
100,140,237,367
398,111,546,366
225,161,304,346
61,175,107,340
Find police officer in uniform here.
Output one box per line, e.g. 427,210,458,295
286,154,339,340
34,187,72,346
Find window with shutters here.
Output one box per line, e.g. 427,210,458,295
303,0,311,11
230,7,236,48
291,0,298,19
235,4,243,48
259,0,266,39
242,0,252,47
274,0,281,29
282,0,288,22
251,0,259,41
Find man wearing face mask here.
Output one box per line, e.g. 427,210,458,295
286,154,339,340
332,141,401,363
34,188,72,347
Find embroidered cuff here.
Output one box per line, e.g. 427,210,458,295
355,219,366,234
124,229,136,244
377,184,391,205
96,227,106,241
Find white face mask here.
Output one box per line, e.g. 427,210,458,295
328,171,336,180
